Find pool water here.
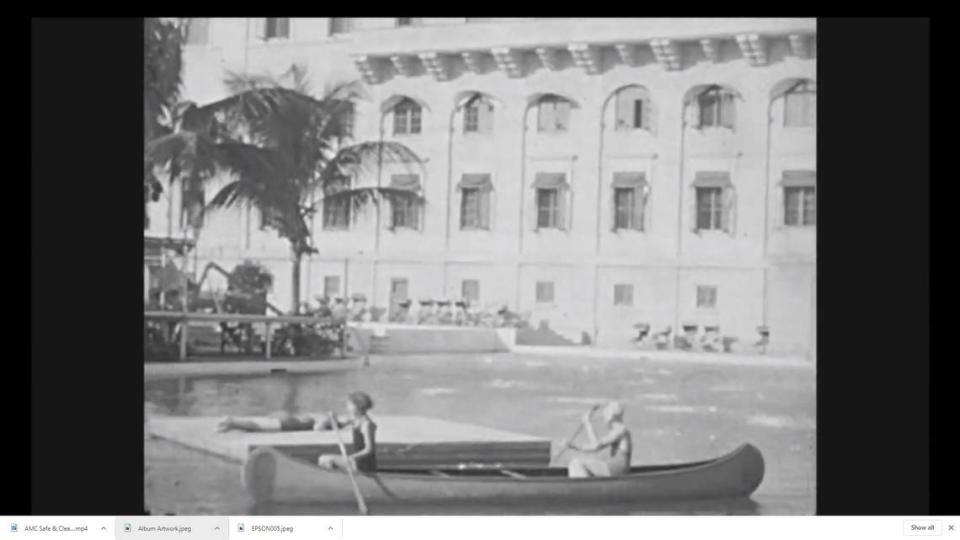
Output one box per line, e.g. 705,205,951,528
145,353,815,515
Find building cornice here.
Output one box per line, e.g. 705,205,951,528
347,19,815,84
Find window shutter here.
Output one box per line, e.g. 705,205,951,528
722,187,737,234
721,93,736,130
614,90,632,129
557,187,568,231
555,100,570,130
532,190,541,231
643,98,656,134
610,187,619,232
690,188,700,232
276,18,290,38
685,102,700,128
632,187,645,231
479,190,491,229
479,101,494,133
538,101,554,132
253,18,266,40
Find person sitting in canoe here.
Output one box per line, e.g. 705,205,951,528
561,401,632,478
316,391,377,473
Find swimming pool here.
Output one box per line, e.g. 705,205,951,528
144,352,815,515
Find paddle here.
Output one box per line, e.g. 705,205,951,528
328,411,369,515
551,404,601,462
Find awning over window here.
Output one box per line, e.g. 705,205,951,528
780,170,816,187
458,173,493,191
380,95,429,114
692,171,732,188
532,172,568,189
389,174,421,191
611,172,647,188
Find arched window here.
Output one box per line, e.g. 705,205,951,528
695,86,736,129
536,95,572,133
463,95,494,134
392,98,422,135
784,80,816,127
612,86,654,132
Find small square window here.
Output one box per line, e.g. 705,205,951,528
535,281,555,303
613,284,634,306
696,286,717,309
461,279,480,302
323,276,341,298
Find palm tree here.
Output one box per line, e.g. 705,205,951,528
145,65,422,313
143,17,187,227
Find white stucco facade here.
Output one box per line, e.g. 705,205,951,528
147,18,816,355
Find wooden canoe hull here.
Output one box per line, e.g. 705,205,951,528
243,444,765,506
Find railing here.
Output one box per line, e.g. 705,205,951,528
144,311,346,361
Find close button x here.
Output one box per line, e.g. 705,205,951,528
949,524,955,531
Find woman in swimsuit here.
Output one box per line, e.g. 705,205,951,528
316,391,377,473
561,401,632,478
216,411,316,432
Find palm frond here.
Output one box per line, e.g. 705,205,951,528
318,141,422,191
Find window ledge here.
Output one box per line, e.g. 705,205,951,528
249,37,293,46
693,229,734,238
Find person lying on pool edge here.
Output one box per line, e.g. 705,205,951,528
215,390,371,432
560,401,632,478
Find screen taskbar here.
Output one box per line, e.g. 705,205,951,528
0,516,957,540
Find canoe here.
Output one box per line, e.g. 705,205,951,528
243,444,764,506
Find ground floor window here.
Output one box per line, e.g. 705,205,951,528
461,279,479,302
323,276,340,298
535,281,555,303
696,285,718,309
613,284,634,306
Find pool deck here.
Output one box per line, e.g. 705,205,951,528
144,347,810,380
509,346,813,369
147,414,549,466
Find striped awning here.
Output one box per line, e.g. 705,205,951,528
532,172,567,188
458,173,493,191
780,170,816,187
389,174,421,191
692,171,732,188
611,172,647,188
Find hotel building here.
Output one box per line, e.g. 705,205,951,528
145,18,816,356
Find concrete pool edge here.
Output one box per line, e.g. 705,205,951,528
507,345,812,368
144,358,363,380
